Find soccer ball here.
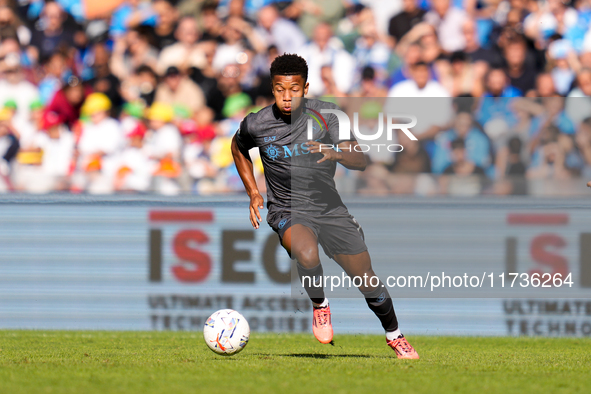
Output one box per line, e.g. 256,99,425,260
203,309,250,356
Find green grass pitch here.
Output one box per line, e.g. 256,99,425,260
0,331,590,393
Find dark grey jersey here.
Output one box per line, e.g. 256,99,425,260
234,99,354,215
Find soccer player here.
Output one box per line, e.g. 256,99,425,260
231,54,419,359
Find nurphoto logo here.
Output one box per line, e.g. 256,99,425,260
306,108,419,153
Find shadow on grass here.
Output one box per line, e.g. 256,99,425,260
285,353,373,359
247,353,387,359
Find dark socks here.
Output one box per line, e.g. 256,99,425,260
360,283,399,332
296,262,325,305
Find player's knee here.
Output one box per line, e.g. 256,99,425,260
294,246,319,268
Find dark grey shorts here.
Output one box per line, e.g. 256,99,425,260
267,207,367,259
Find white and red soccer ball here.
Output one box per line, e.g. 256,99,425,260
203,309,250,356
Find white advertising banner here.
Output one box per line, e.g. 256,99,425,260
0,200,590,337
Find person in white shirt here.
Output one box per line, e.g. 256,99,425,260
424,0,468,53
0,63,39,130
15,100,45,150
156,17,206,74
388,62,450,97
145,102,182,195
16,111,74,193
145,102,182,161
386,62,452,140
300,23,357,96
256,5,307,55
77,93,124,173
35,112,74,180
113,122,156,192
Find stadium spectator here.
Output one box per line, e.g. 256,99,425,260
145,102,181,161
198,1,223,43
156,16,205,75
151,0,179,50
388,62,450,97
0,60,39,126
462,19,503,69
494,135,528,194
155,66,206,115
212,15,266,72
38,51,68,104
527,124,575,179
289,0,347,39
530,72,557,97
503,35,538,95
352,22,392,83
45,78,91,129
16,99,44,150
566,68,591,125
547,39,575,96
431,110,492,174
0,107,20,177
120,65,158,107
113,122,154,192
28,2,76,63
0,5,31,47
576,117,591,178
392,137,431,174
30,111,74,192
111,26,159,80
523,0,578,45
439,51,484,97
256,5,306,55
0,0,589,196
389,42,422,87
109,0,157,38
351,66,388,97
77,93,124,178
87,43,123,114
388,0,427,43
146,101,182,194
442,138,486,176
188,39,225,118
439,137,487,196
424,0,468,53
182,107,218,193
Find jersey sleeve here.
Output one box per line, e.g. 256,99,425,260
234,116,256,154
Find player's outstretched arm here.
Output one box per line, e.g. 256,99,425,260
231,135,264,229
306,140,367,171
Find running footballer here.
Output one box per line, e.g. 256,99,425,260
230,54,419,359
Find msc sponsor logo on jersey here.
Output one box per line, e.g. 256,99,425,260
263,141,318,161
265,145,281,161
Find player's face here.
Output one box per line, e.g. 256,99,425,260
272,75,309,115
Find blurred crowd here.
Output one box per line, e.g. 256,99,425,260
0,0,591,195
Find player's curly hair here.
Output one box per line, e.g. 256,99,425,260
270,53,308,82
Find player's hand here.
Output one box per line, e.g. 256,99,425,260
306,141,341,164
249,192,264,229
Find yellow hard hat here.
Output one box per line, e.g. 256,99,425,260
0,107,12,121
147,102,174,123
211,137,233,168
81,93,112,116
